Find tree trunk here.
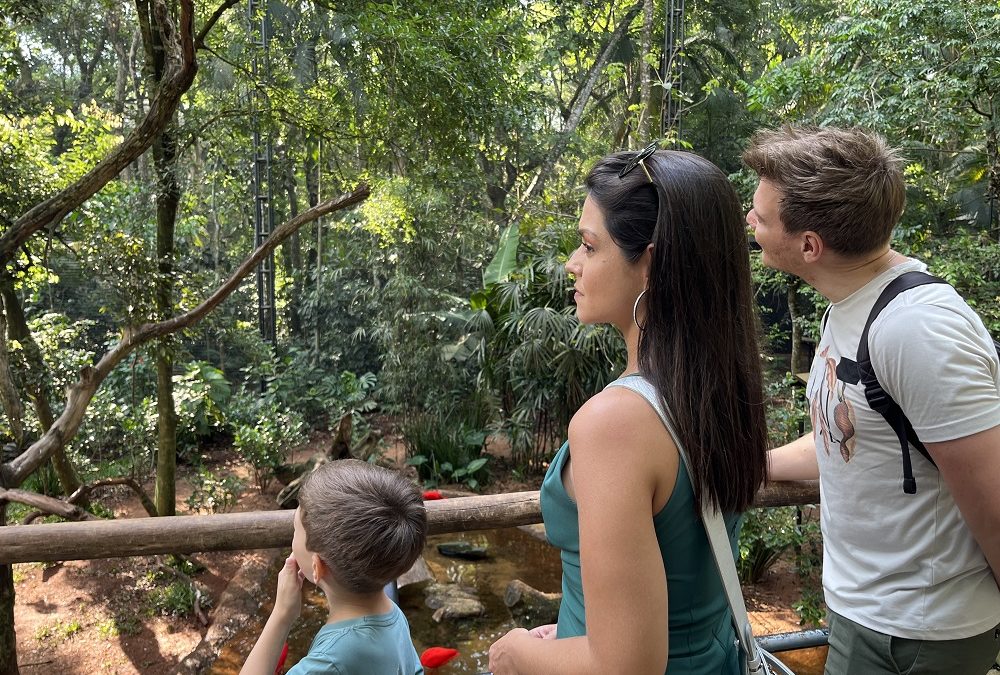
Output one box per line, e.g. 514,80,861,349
0,502,18,675
108,3,131,117
638,0,653,141
0,279,81,495
985,110,1000,237
304,137,321,358
140,0,181,518
154,343,177,516
788,278,811,375
0,310,25,449
281,140,303,337
517,0,643,207
3,186,368,493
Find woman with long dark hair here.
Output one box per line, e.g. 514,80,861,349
488,148,768,674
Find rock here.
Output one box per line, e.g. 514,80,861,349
275,456,327,509
397,556,434,589
518,523,548,542
504,579,561,628
436,541,489,560
174,548,284,674
424,582,485,622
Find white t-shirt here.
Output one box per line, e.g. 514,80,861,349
808,258,1000,640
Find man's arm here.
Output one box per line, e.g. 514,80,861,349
926,424,1000,588
768,432,819,481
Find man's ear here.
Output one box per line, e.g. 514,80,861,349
800,231,824,263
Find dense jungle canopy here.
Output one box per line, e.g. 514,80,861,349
1,0,999,671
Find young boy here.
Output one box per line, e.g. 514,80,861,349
241,459,428,675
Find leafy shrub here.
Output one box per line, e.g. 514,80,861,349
242,347,377,429
764,372,810,446
451,225,626,470
738,507,800,584
229,395,305,493
403,406,491,490
173,361,231,452
34,619,81,642
793,587,826,628
185,467,243,513
148,580,197,617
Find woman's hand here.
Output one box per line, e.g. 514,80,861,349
273,554,305,623
489,627,533,674
527,624,558,639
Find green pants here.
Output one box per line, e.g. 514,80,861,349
824,610,1000,675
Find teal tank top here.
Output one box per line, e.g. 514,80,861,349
541,437,741,675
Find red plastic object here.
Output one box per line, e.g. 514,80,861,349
420,646,459,668
422,490,444,500
274,642,289,674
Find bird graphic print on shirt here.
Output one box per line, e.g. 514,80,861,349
808,346,858,462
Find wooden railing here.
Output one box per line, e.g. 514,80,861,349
0,481,819,565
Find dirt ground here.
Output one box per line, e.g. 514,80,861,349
10,431,817,674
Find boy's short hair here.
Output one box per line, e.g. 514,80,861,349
298,459,427,594
742,126,906,257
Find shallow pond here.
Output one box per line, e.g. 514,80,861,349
209,527,561,674
208,525,826,674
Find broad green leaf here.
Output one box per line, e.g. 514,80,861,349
483,223,519,287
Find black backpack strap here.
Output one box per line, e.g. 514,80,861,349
856,271,948,494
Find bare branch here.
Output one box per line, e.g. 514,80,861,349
5,185,370,487
0,488,98,522
69,477,158,517
195,0,242,50
513,0,644,212
19,476,154,523
969,97,991,119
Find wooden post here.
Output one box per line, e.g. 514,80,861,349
0,483,819,565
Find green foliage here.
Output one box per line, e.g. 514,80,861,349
483,223,520,287
0,112,56,220
898,230,1000,335
738,507,800,584
245,348,377,429
33,618,81,642
148,580,197,617
791,510,824,627
765,372,810,447
793,587,826,628
458,224,626,469
232,419,296,494
403,411,490,491
737,504,824,627
95,619,116,639
184,467,243,514
172,361,231,451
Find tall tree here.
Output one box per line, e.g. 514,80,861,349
137,0,182,516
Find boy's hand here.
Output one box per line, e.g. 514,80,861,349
527,623,557,639
273,555,305,623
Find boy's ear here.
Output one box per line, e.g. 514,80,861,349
312,553,329,584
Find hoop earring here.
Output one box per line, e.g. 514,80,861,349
632,290,647,330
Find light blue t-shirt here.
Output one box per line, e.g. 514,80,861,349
287,604,424,675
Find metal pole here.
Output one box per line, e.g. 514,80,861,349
248,0,277,364
661,0,686,142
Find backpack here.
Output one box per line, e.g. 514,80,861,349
856,271,1000,494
